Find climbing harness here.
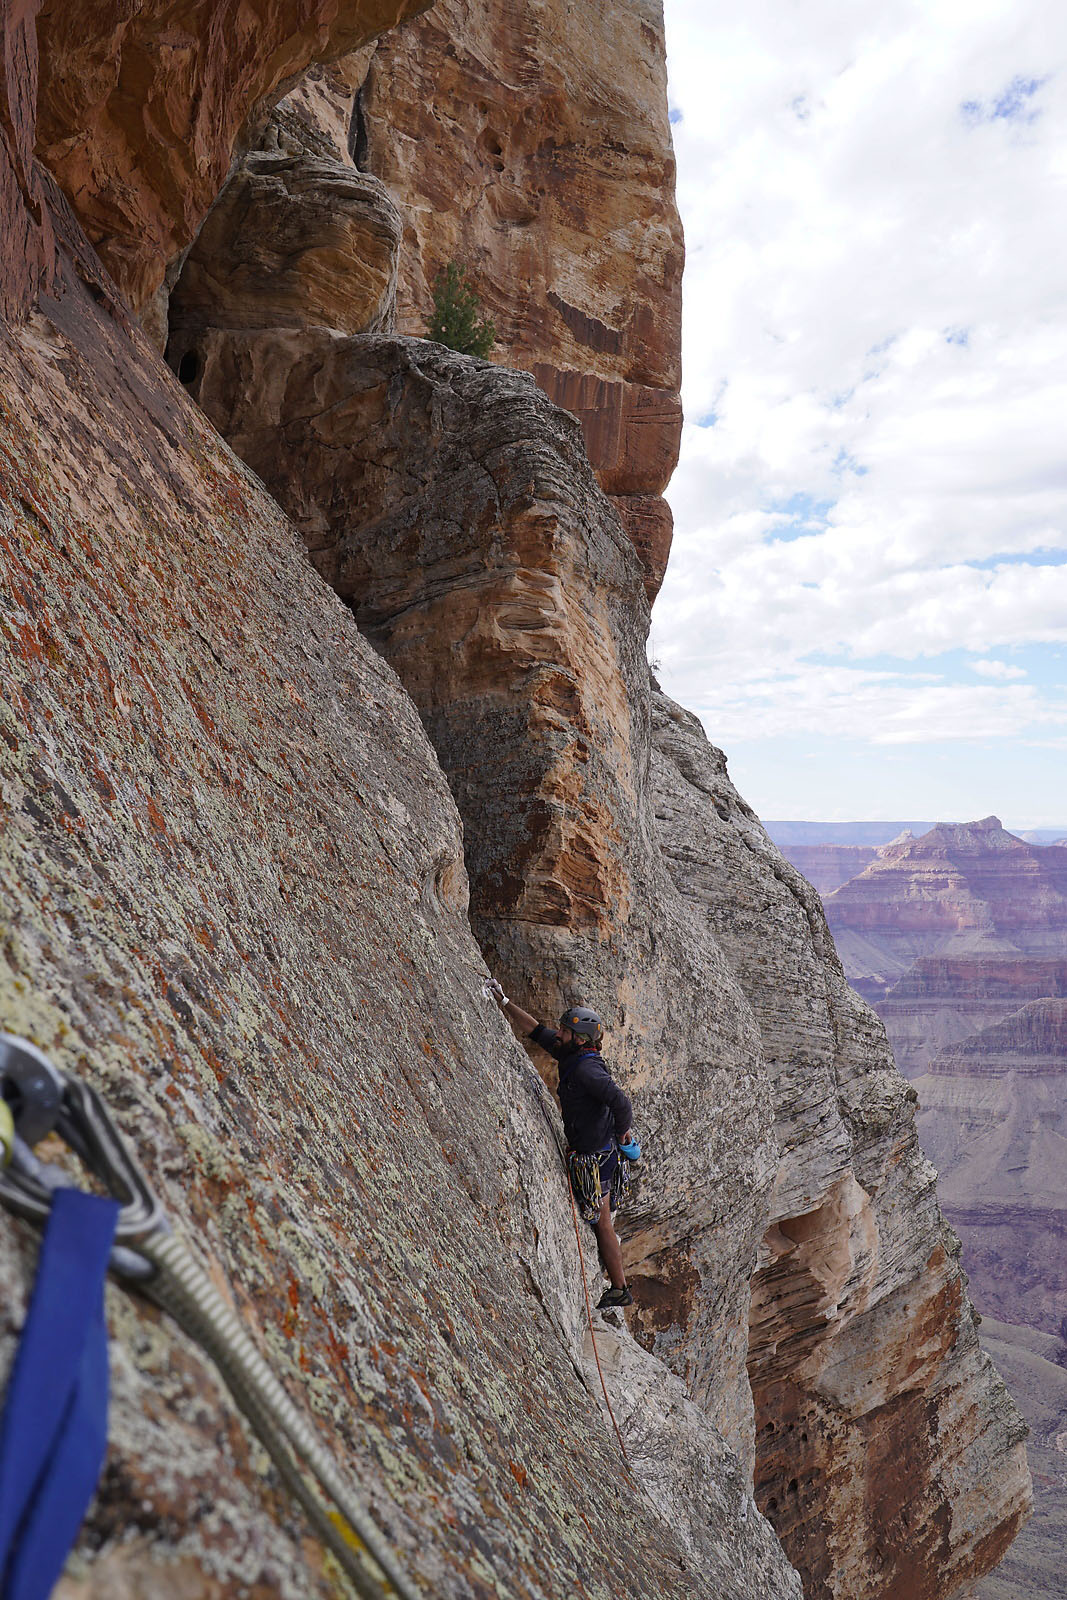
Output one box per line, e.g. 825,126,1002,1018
0,1034,419,1600
567,1147,630,1225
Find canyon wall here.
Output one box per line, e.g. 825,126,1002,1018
648,697,1030,1600
783,819,1067,1600
179,304,1031,1596
878,957,1067,1080
775,843,881,895
1,3,1034,1598
913,999,1067,1337
789,819,1067,1334
822,818,1067,1007
355,0,684,602
0,10,802,1595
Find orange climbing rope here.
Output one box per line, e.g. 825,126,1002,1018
565,1172,629,1464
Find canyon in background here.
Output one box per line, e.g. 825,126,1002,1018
774,816,1067,1599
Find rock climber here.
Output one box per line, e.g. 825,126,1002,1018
487,981,639,1309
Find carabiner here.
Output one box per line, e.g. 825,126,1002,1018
0,1032,65,1145
0,1035,165,1278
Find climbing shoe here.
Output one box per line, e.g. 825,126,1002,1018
597,1285,633,1309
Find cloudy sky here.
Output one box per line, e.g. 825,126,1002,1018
655,0,1067,826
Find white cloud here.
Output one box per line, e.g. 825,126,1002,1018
970,658,1027,679
658,0,1067,814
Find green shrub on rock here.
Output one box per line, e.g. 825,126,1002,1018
426,263,496,359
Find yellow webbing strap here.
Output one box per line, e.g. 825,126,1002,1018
0,1100,14,1166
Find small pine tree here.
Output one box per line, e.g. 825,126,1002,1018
426,263,496,359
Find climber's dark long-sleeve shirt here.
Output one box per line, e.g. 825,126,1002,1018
529,1025,632,1153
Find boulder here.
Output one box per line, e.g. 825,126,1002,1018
168,150,402,341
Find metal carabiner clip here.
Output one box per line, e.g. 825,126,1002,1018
0,1032,166,1279
0,1036,418,1599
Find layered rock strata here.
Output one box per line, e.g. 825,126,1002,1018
792,819,1067,1598
3,2,1036,1596
773,843,881,895
175,325,780,1467
0,26,804,1597
352,0,684,600
823,818,1067,1006
879,956,1067,1079
168,151,402,342
176,312,1032,1596
913,999,1067,1337
649,697,1031,1600
31,0,432,315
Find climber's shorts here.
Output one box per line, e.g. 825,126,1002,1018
596,1147,620,1208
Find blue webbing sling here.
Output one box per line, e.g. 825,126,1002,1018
0,1188,118,1599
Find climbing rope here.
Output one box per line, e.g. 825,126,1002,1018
0,1034,419,1600
564,1169,630,1464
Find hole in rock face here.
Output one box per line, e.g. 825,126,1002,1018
478,127,506,172
177,349,200,386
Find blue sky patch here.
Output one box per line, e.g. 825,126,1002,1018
669,106,683,125
764,492,834,540
832,448,867,477
944,325,970,346
966,548,1067,572
961,75,1047,126
800,644,1064,693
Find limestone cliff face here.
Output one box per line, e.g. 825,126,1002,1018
354,0,684,601
781,822,1067,1598
175,325,781,1468
1,3,1035,1598
0,13,803,1595
648,697,1032,1600
176,308,1032,1595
